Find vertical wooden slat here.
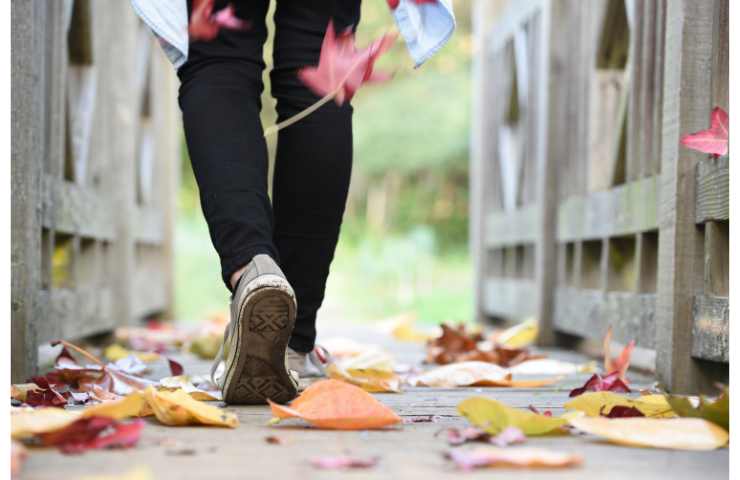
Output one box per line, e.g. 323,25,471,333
655,0,716,393
107,2,138,326
625,0,644,182
11,0,45,382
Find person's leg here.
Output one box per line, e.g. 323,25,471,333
178,0,276,291
270,0,362,353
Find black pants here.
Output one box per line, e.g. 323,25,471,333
178,0,361,353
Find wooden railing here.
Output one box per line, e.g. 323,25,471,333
471,0,728,393
11,1,179,382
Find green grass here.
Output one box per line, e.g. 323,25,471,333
174,215,473,326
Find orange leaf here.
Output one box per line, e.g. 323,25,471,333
268,379,401,430
603,326,635,381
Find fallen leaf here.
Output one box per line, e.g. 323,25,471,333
564,392,675,418
601,406,644,418
458,397,567,436
665,387,729,431
11,441,27,477
411,361,561,388
189,0,249,42
680,106,729,157
427,324,543,366
158,375,221,401
326,363,402,393
439,426,526,447
189,334,221,360
143,386,238,428
104,344,159,363
445,447,582,470
508,358,587,376
568,372,631,397
603,326,635,381
81,391,151,420
310,455,379,470
167,358,184,376
268,379,400,430
11,407,82,439
381,313,437,342
568,417,728,450
23,377,68,407
11,383,42,402
494,318,538,348
38,416,144,454
298,21,396,105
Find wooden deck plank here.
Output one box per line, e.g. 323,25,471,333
20,324,727,479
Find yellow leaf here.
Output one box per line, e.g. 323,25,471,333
458,397,567,436
564,392,676,418
11,408,81,439
189,334,222,360
159,375,221,401
497,318,538,348
143,386,237,428
326,364,402,393
104,344,160,362
568,417,728,450
81,391,151,419
383,313,435,343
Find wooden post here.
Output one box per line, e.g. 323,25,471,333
107,2,138,326
656,0,717,393
534,1,556,346
11,0,44,382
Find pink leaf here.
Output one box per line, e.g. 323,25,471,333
309,455,379,470
38,417,144,454
189,0,249,42
680,107,729,157
568,372,631,397
297,21,397,105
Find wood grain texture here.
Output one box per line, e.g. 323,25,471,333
655,0,720,393
483,278,538,320
558,176,659,241
554,287,657,349
695,156,729,223
11,0,44,382
691,294,728,362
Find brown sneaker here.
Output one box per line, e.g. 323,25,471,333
211,254,299,404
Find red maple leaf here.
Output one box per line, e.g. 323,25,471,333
603,327,635,382
600,405,645,418
568,372,631,397
298,21,397,105
189,0,249,42
387,0,437,10
680,107,729,157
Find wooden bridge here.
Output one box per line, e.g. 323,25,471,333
11,0,729,396
470,0,729,394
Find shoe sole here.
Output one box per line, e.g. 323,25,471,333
222,285,298,405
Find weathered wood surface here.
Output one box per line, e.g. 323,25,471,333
20,324,728,480
11,1,178,380
554,287,656,348
483,278,537,319
557,176,658,241
655,0,722,393
485,205,538,247
11,0,44,383
691,294,729,362
695,157,729,223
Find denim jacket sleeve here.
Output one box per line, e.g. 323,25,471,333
129,0,455,70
